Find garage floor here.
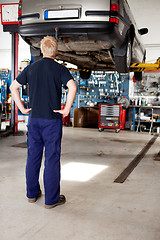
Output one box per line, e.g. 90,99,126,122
0,124,160,240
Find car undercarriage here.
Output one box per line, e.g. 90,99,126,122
25,36,116,71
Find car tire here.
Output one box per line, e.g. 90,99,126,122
134,50,146,81
33,56,43,62
30,46,42,62
79,69,91,80
114,38,132,73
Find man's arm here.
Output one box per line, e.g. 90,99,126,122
10,80,31,115
54,79,77,118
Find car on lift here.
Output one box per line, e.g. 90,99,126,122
18,0,148,79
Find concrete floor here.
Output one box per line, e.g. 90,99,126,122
0,124,160,240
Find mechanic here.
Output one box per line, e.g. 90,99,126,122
10,36,77,209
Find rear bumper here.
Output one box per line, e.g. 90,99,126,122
20,21,119,37
19,21,125,48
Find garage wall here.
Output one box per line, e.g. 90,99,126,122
128,0,160,62
0,24,11,68
0,24,30,69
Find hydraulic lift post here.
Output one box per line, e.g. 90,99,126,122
1,3,19,134
11,32,19,134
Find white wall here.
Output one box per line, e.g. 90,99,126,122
0,24,11,69
0,24,30,69
145,46,160,63
128,0,160,62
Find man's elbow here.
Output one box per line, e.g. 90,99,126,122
10,80,21,93
10,84,16,94
10,84,14,93
10,83,13,89
72,80,77,92
68,82,77,94
73,83,77,94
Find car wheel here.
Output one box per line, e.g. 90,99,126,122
33,56,43,62
134,51,146,81
79,69,91,80
30,46,42,62
114,38,132,73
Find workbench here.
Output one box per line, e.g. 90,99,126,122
73,106,99,128
128,105,160,133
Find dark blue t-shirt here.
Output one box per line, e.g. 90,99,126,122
16,58,73,119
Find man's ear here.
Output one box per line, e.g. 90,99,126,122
55,50,58,56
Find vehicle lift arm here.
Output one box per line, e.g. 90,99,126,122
130,58,160,72
65,58,160,73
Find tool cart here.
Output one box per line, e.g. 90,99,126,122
98,103,126,132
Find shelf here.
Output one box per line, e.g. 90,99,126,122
129,105,160,109
135,120,160,123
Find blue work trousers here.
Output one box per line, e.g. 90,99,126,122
26,117,62,205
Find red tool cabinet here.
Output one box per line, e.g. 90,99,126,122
98,104,126,132
61,104,70,126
